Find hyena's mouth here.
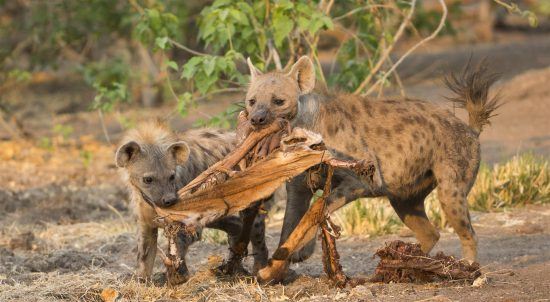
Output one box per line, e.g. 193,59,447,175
140,191,156,208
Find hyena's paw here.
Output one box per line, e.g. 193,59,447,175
166,270,189,286
256,259,290,285
215,258,250,276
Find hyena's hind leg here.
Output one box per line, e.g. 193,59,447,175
434,164,478,262
388,185,440,254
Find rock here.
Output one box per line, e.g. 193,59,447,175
472,275,489,288
100,288,120,302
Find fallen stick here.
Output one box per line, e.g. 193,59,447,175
320,217,348,288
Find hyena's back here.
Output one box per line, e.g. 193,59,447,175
177,128,236,184
317,95,481,197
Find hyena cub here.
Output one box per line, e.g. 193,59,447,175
116,122,268,283
244,57,499,279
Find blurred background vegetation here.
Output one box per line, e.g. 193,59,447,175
0,0,545,136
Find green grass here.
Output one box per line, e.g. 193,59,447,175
333,153,550,237
201,229,228,244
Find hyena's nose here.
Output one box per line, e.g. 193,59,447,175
250,109,268,126
162,196,178,207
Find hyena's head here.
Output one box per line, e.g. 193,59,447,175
245,56,315,127
116,140,190,208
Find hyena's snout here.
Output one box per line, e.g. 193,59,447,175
250,107,272,127
161,194,178,207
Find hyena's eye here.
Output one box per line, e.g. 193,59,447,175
248,99,256,106
169,174,175,182
143,176,153,184
272,98,285,106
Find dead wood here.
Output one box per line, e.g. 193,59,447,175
151,111,378,286
320,217,348,288
370,240,482,283
162,224,195,286
154,127,375,229
177,118,287,197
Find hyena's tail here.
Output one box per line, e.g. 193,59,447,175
444,60,502,135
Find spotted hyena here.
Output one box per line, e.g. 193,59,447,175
116,122,269,283
244,56,500,279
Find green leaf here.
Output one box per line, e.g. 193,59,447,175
155,36,169,50
181,57,203,79
166,60,178,71
272,13,294,47
177,92,193,116
195,72,218,94
203,57,217,76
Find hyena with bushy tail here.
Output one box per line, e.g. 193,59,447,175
116,122,269,283
244,56,500,279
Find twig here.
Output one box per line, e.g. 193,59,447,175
268,40,282,71
333,4,391,21
353,0,418,95
366,0,448,95
165,87,245,120
385,56,406,97
128,0,144,14
168,38,208,57
97,109,111,145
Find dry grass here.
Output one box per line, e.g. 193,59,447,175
469,153,550,211
333,153,549,236
0,256,342,302
334,198,402,237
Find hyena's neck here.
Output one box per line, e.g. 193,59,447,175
291,94,323,130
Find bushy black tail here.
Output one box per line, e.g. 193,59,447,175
444,60,501,135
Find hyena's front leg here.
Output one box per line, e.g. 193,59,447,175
137,223,158,281
217,201,262,275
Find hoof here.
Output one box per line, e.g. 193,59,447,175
256,259,289,284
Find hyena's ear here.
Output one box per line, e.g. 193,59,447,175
115,141,142,168
286,56,315,94
247,57,263,81
168,141,190,164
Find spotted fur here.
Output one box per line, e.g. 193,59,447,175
245,57,500,264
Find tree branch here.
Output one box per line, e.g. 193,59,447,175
366,0,447,95
353,0,418,95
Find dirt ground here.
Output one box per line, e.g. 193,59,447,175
0,148,549,301
1,32,550,301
